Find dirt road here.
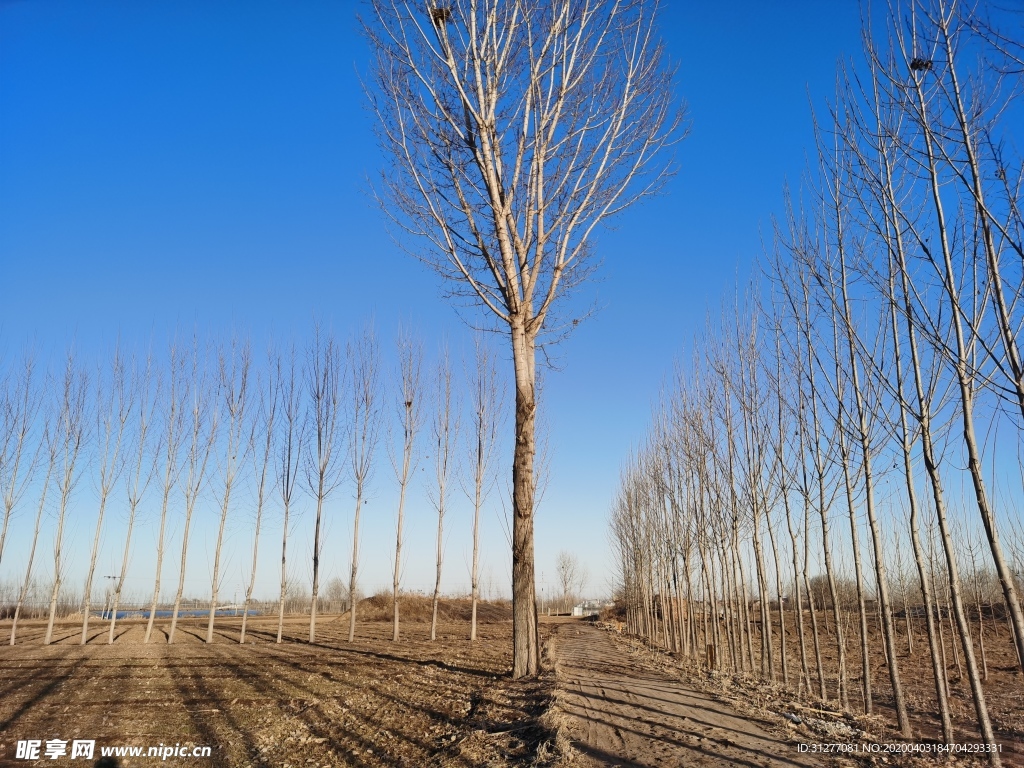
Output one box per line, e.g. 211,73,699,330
551,623,820,768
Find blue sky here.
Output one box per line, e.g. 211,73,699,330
0,1,865,602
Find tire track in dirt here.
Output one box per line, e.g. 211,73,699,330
551,623,822,768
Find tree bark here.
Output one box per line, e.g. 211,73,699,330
511,322,539,678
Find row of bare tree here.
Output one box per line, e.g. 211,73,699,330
0,323,506,647
611,1,1022,762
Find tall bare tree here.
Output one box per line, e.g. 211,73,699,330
277,345,305,644
9,390,57,646
305,324,344,643
44,351,90,645
109,354,158,644
555,550,587,612
241,347,279,644
365,0,683,676
0,351,41,570
206,338,251,643
168,339,219,644
81,347,132,644
388,327,424,641
429,346,459,641
346,323,382,642
144,342,187,644
464,333,503,640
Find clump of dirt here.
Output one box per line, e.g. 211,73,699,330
598,602,626,623
355,593,513,624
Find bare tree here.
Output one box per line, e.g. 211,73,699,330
144,342,187,644
241,347,279,644
429,345,459,641
109,354,158,644
9,391,57,646
556,550,587,613
0,351,41,570
206,338,251,642
388,327,424,641
168,339,219,644
304,323,344,643
364,0,683,677
44,351,90,645
464,333,503,640
81,347,132,644
346,323,382,642
276,345,305,643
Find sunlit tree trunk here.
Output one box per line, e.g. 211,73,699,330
389,328,422,642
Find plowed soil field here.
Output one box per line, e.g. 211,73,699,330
0,611,554,767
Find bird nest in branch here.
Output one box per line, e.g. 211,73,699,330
430,6,453,26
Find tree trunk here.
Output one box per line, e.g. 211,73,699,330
107,503,137,645
765,508,788,686
393,468,409,642
276,500,290,644
144,482,173,644
471,461,482,641
168,505,196,644
10,463,52,645
81,485,114,643
431,487,443,642
207,482,234,644
43,488,72,646
837,418,873,715
310,483,324,643
348,481,363,642
510,322,539,678
240,504,261,644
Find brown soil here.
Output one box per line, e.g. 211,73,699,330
746,610,1024,765
0,607,555,767
548,622,823,767
5,606,1015,768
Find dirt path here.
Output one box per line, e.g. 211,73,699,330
550,623,821,768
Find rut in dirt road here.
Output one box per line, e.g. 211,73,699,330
552,624,820,768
